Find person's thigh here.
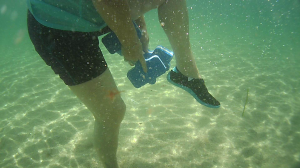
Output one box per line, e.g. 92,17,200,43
128,0,166,19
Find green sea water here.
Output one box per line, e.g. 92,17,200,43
0,0,300,168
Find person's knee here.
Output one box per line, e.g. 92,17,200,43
95,97,126,125
112,98,126,123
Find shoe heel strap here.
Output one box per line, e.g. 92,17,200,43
173,67,178,73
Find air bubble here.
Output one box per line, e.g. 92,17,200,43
1,5,7,14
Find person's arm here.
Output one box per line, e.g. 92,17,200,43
92,0,147,72
135,15,149,53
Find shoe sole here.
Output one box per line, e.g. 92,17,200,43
167,72,220,108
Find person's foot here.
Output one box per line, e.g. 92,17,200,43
167,67,220,108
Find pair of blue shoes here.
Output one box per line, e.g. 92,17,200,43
124,46,221,108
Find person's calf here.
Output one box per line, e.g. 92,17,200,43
93,98,126,168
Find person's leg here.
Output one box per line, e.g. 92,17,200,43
69,69,124,168
157,0,220,107
157,0,200,79
28,10,123,167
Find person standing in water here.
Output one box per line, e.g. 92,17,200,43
27,0,220,167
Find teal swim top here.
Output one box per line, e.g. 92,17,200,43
27,0,107,32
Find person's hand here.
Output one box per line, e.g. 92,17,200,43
121,41,147,73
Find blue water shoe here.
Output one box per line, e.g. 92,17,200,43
167,67,220,108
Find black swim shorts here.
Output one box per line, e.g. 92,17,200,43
27,11,110,86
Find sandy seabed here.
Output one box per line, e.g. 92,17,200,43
0,32,300,168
